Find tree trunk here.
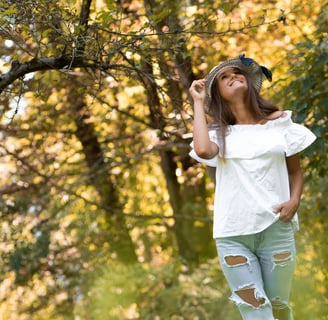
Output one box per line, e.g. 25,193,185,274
67,85,137,264
142,0,216,263
139,53,215,264
159,149,215,265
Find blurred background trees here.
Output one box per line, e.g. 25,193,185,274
0,0,326,319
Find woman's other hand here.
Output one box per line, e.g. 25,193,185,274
273,199,300,222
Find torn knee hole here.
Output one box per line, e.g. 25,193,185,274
236,288,266,308
273,251,292,264
224,255,248,266
272,299,291,318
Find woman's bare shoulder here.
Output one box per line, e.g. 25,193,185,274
267,110,287,120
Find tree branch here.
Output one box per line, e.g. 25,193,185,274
0,56,128,94
0,57,70,93
76,0,92,53
0,0,93,94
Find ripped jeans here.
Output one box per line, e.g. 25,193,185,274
215,220,296,320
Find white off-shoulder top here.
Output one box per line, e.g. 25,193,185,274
189,110,316,238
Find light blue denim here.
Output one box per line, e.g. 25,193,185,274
215,220,296,320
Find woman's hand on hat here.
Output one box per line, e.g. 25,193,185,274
189,79,206,104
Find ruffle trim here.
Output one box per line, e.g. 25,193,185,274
284,123,317,157
189,110,316,165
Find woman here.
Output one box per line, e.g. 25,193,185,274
188,54,316,320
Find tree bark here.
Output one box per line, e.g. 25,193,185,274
139,54,215,264
67,84,137,264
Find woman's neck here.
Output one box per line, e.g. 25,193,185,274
229,103,258,124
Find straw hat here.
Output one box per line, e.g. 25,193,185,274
205,54,272,106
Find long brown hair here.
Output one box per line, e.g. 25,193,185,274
207,70,279,157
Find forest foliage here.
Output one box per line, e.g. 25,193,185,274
0,0,327,319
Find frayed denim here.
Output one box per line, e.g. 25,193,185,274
216,220,295,320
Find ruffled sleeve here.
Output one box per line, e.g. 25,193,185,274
284,120,316,157
189,129,219,167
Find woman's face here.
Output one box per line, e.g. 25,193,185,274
215,67,248,101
